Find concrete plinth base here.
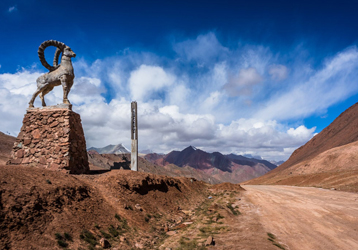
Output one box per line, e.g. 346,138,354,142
7,107,89,174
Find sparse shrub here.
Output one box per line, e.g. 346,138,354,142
199,226,228,236
273,243,286,250
100,230,112,239
57,239,68,248
153,213,162,219
267,233,285,249
94,223,100,229
120,218,130,231
145,214,152,222
115,213,121,221
64,232,72,241
226,203,240,215
216,213,224,220
114,214,130,231
267,232,276,239
177,237,200,250
108,225,119,237
55,233,63,240
80,230,97,246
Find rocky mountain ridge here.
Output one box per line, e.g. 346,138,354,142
88,144,130,154
143,146,277,183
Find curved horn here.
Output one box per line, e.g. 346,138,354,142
38,40,66,71
53,48,62,68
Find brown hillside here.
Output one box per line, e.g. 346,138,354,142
274,102,358,173
245,102,358,192
0,164,208,249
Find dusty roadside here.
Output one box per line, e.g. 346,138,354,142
160,183,279,250
242,185,358,250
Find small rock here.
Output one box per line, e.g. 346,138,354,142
208,196,213,199
166,231,177,236
99,237,111,248
164,223,169,232
198,243,203,247
205,236,214,246
120,236,126,242
165,248,172,250
135,242,144,249
331,188,336,190
135,204,143,211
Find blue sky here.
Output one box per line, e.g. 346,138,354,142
1,0,358,161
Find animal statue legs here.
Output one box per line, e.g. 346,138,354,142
60,75,73,105
29,84,55,108
29,88,42,108
39,85,54,107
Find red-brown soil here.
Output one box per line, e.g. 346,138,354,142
245,102,358,192
0,164,208,249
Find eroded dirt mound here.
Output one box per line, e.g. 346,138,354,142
212,182,246,191
0,165,208,249
0,164,115,250
0,132,15,165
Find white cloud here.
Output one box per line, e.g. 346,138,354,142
268,64,289,81
202,91,223,112
8,6,17,13
128,65,176,101
173,32,228,65
255,47,358,121
224,67,263,96
287,125,316,139
2,33,358,161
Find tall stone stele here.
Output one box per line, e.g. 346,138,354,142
7,40,89,174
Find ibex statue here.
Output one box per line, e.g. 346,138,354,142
29,40,76,108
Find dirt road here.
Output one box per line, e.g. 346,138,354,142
242,185,358,250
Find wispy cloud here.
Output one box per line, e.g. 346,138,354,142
8,6,17,13
1,32,357,161
255,47,358,121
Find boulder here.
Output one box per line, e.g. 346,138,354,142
205,235,214,246
99,238,111,248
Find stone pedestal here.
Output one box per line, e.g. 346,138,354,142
7,106,89,174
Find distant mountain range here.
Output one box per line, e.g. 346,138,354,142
144,146,277,183
88,144,130,154
86,144,277,183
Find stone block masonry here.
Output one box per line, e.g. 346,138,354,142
7,108,89,174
